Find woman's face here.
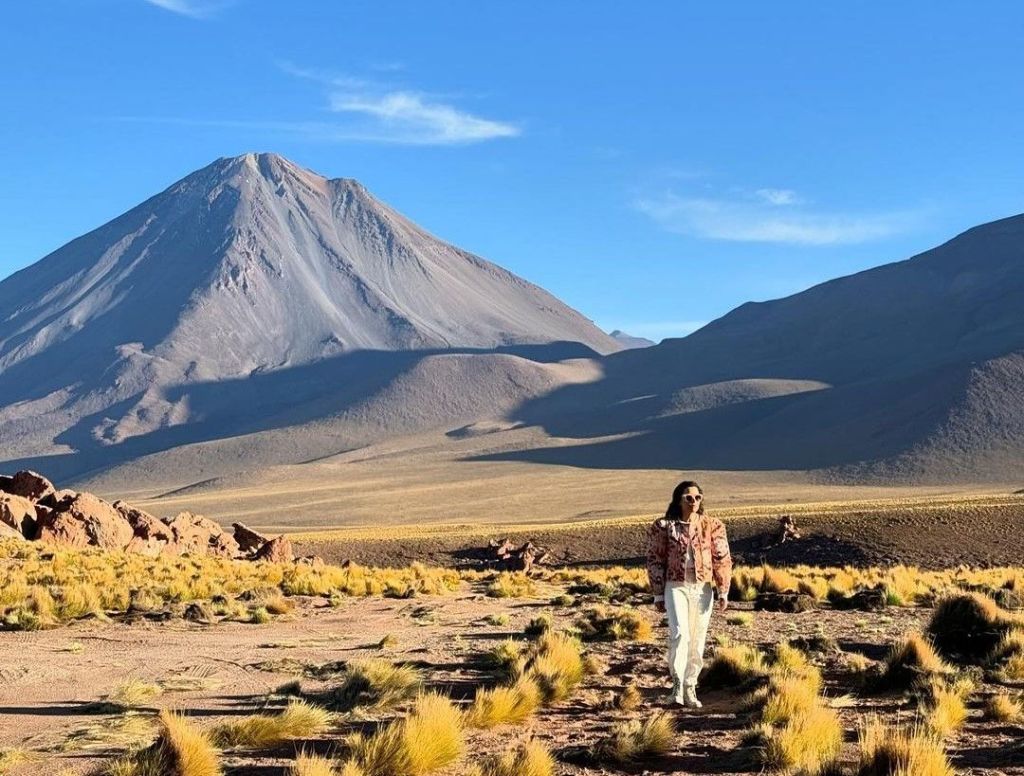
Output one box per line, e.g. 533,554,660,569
681,486,702,515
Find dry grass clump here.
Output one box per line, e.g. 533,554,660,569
990,627,1024,680
700,643,767,690
103,710,221,776
759,566,801,595
522,632,585,704
523,614,552,638
471,739,555,776
485,572,536,598
464,678,541,728
616,683,643,711
330,660,422,711
984,692,1023,722
0,748,30,770
110,678,164,709
598,711,674,762
758,704,843,774
927,592,1021,663
345,692,463,776
727,612,754,627
918,678,972,738
877,633,951,691
211,699,333,748
290,753,338,776
855,718,953,776
484,639,527,680
575,605,653,642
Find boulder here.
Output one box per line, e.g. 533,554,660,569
296,555,326,569
166,511,237,557
233,522,269,553
114,500,178,556
2,470,55,502
39,489,78,511
254,535,294,563
0,521,26,541
59,493,135,550
0,493,37,538
35,509,91,548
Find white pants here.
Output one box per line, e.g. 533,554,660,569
665,580,715,690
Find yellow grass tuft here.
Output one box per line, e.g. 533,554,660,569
212,699,333,748
485,639,527,679
104,710,221,776
464,677,541,728
331,660,422,710
477,739,555,776
760,704,843,775
919,680,970,739
701,643,767,689
576,605,653,642
599,711,674,762
486,572,536,598
985,692,1023,722
290,753,338,776
856,718,953,776
616,683,643,711
110,679,164,709
522,632,585,704
927,592,1021,663
346,692,464,776
880,633,950,690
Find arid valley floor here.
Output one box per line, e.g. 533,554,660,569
2,492,1024,776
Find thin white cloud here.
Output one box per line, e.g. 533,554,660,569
636,188,919,246
282,61,519,145
143,0,230,18
754,188,801,206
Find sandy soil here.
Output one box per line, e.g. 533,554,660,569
2,578,1023,775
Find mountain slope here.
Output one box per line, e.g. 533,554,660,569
494,214,1024,481
0,153,617,469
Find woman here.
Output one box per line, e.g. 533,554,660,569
646,480,732,708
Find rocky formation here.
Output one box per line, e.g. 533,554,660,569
0,469,293,562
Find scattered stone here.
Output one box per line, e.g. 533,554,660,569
296,555,325,569
485,537,551,574
254,535,294,563
233,522,269,553
183,602,214,623
0,493,37,538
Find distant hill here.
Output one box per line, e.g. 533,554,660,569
609,330,656,349
491,214,1024,482
0,153,618,480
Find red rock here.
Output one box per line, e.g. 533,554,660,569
35,509,91,547
39,489,78,510
2,470,55,503
254,535,294,563
232,522,269,553
0,521,25,541
0,493,37,538
58,493,134,549
165,511,237,557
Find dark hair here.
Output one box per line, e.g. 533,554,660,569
665,480,705,519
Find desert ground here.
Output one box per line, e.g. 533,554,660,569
2,493,1024,776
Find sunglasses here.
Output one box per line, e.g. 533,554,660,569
683,494,702,503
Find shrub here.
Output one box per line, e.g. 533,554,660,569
616,683,643,711
486,572,536,598
330,660,422,711
701,643,767,690
856,718,953,776
524,615,552,638
477,739,555,776
212,699,333,748
877,633,950,691
984,692,1023,722
727,612,754,627
290,754,338,776
576,606,653,642
990,627,1024,680
346,692,464,776
484,613,510,626
760,704,843,774
599,711,674,762
104,710,221,776
918,680,970,739
759,566,800,594
927,593,1020,663
110,679,164,709
484,640,526,680
464,678,541,728
524,632,585,704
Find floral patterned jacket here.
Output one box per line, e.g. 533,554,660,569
645,514,732,601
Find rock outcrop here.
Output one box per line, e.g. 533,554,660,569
0,469,294,563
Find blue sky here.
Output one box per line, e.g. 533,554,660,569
2,1,1023,342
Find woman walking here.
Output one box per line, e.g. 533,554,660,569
646,480,732,708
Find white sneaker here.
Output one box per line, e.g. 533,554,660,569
683,686,703,709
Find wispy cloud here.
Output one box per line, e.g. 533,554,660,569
143,0,231,18
284,63,519,145
635,186,919,246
